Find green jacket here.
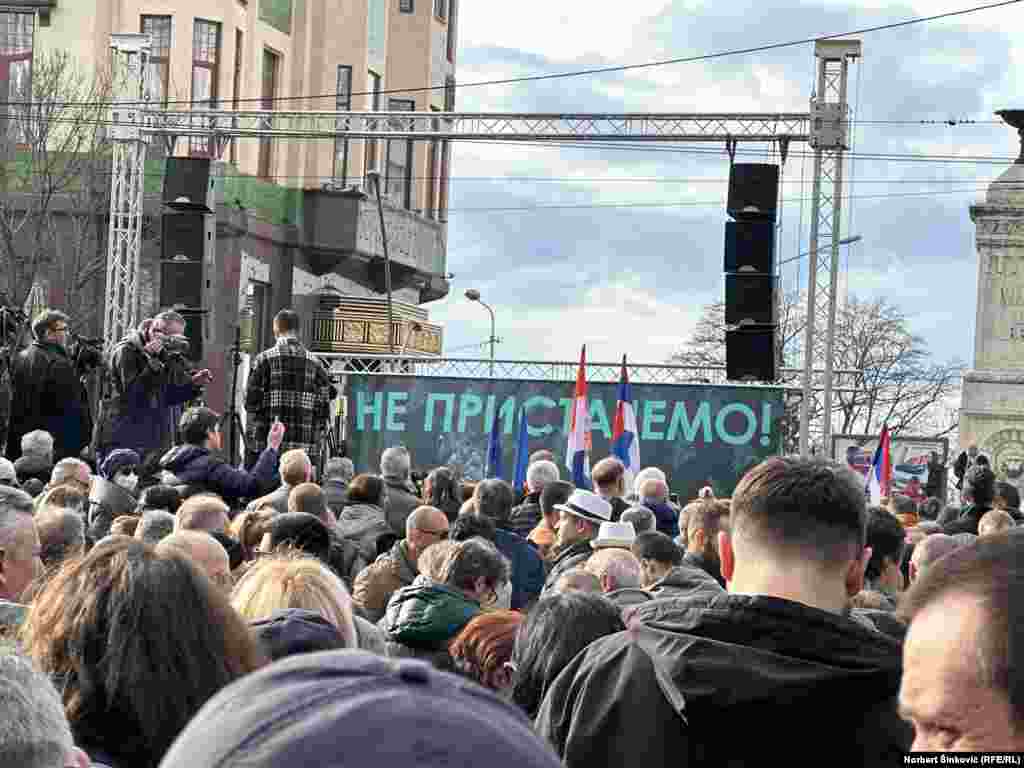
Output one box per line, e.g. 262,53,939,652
383,579,480,650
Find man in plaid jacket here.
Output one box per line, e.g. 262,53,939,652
244,309,333,471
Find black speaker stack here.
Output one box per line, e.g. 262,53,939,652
724,163,779,382
159,158,213,361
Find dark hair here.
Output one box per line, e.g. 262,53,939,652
591,457,625,490
965,465,996,508
425,467,459,509
918,497,942,521
22,537,263,768
632,531,683,566
268,513,331,565
889,494,916,517
995,481,1021,511
450,513,496,543
273,309,301,334
137,484,182,515
346,474,385,505
32,309,68,341
179,407,220,445
865,507,906,581
938,504,962,527
730,457,866,566
898,530,1024,723
511,592,624,717
474,479,515,523
975,455,991,468
443,538,509,593
448,610,523,691
539,480,574,517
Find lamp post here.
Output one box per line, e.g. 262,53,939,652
797,234,863,458
465,288,496,377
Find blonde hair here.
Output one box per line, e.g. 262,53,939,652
279,450,311,486
417,539,459,580
230,552,356,648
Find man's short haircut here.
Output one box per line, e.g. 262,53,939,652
898,530,1024,723
346,474,385,505
180,407,221,445
280,449,312,486
406,505,448,535
36,508,85,568
529,449,556,464
865,507,906,581
0,654,74,768
591,457,625,491
474,479,515,524
979,509,1016,537
639,477,669,502
448,512,496,543
687,499,730,543
177,494,230,532
380,446,411,479
50,458,90,488
31,309,68,341
21,430,53,458
136,509,177,545
584,548,642,591
995,481,1022,511
273,309,301,334
964,465,996,508
730,457,867,567
539,480,574,517
289,483,328,520
552,568,602,594
526,460,560,493
137,484,182,515
323,457,355,483
889,495,916,517
154,309,185,328
620,505,656,533
632,530,683,566
442,537,511,593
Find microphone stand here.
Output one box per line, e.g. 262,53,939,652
221,325,247,466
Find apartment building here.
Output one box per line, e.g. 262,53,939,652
3,0,455,412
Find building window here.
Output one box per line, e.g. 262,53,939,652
190,19,222,157
446,0,456,61
230,29,243,164
333,65,353,185
258,48,280,179
434,0,447,20
399,0,414,12
364,70,382,184
141,15,171,105
0,11,33,139
385,98,414,209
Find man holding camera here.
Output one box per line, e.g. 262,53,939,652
5,310,91,463
95,310,213,466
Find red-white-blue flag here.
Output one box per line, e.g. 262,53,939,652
611,354,640,489
566,345,592,490
866,425,892,505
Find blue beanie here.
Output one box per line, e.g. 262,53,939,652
100,449,141,480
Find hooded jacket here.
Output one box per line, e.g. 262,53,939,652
383,578,480,650
159,444,279,506
337,502,394,562
535,593,911,768
352,539,420,622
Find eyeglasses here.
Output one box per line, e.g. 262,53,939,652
417,528,449,539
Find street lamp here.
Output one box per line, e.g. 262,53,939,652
465,288,497,376
798,234,863,458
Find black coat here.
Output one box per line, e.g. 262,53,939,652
6,341,91,462
536,593,912,768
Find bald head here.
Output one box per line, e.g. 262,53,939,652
909,534,959,584
639,477,669,503
979,509,1015,538
157,531,231,589
585,548,643,592
405,505,450,558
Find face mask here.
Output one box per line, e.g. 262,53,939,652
115,473,139,493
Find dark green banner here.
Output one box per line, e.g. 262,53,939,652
344,376,784,498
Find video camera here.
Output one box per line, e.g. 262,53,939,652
69,331,105,375
162,334,192,357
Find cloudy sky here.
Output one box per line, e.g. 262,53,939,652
425,0,1024,369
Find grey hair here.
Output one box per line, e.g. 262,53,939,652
380,446,411,479
37,508,85,568
154,310,186,327
620,505,656,533
136,510,176,545
324,457,355,483
50,458,91,488
633,467,667,498
20,430,53,460
526,460,560,493
0,654,74,768
0,486,34,546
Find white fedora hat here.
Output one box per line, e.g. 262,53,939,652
591,521,637,550
554,489,612,526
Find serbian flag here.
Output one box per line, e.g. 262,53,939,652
566,345,592,490
611,355,640,490
866,425,892,505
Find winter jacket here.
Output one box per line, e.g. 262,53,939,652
13,454,52,485
644,499,680,538
322,478,348,519
683,550,725,587
95,330,200,462
648,565,724,602
337,502,394,562
509,493,542,539
493,526,545,610
543,539,594,592
605,496,630,523
159,444,279,507
383,577,480,650
535,593,912,768
249,483,293,517
326,530,368,592
605,587,652,611
943,503,990,536
6,341,92,462
352,539,420,622
383,476,422,536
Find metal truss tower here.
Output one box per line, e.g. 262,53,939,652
106,37,860,451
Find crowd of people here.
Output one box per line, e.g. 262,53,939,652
0,307,1022,765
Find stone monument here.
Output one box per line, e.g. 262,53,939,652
961,110,1024,487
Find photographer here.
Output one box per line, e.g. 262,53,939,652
5,310,91,463
95,310,213,466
